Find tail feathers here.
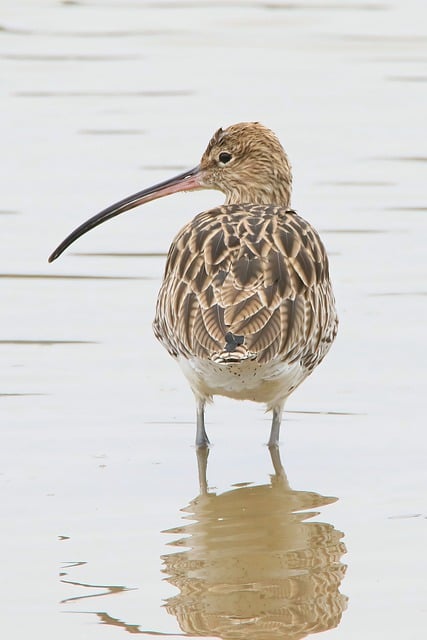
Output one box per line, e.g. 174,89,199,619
211,332,256,364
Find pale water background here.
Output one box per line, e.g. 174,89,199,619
1,0,426,638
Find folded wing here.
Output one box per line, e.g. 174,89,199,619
153,204,337,369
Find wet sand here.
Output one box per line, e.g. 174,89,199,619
1,1,426,638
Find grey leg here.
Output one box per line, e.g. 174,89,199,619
195,397,210,448
268,403,284,447
196,446,209,495
268,446,290,489
269,445,285,476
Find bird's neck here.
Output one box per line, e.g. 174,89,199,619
225,180,292,208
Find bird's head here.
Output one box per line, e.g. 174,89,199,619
48,122,292,263
198,122,292,206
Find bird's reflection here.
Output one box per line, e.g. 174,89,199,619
162,447,347,639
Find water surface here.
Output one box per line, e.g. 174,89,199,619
1,0,426,638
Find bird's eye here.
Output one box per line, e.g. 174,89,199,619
218,152,232,164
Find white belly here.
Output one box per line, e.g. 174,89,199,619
177,356,308,410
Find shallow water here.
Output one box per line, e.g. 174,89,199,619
1,0,426,638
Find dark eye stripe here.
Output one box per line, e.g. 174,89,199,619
219,152,232,164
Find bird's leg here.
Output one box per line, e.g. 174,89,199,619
269,445,285,476
268,445,291,489
195,397,210,448
268,402,285,448
196,446,210,495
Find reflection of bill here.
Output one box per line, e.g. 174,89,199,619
162,448,347,639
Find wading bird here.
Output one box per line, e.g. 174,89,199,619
49,122,338,448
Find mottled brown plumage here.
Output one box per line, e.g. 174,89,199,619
153,204,336,369
49,122,338,448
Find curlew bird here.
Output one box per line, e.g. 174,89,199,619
49,122,338,448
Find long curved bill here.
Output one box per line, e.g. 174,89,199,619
48,165,203,262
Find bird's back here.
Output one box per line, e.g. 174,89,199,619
153,204,338,377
